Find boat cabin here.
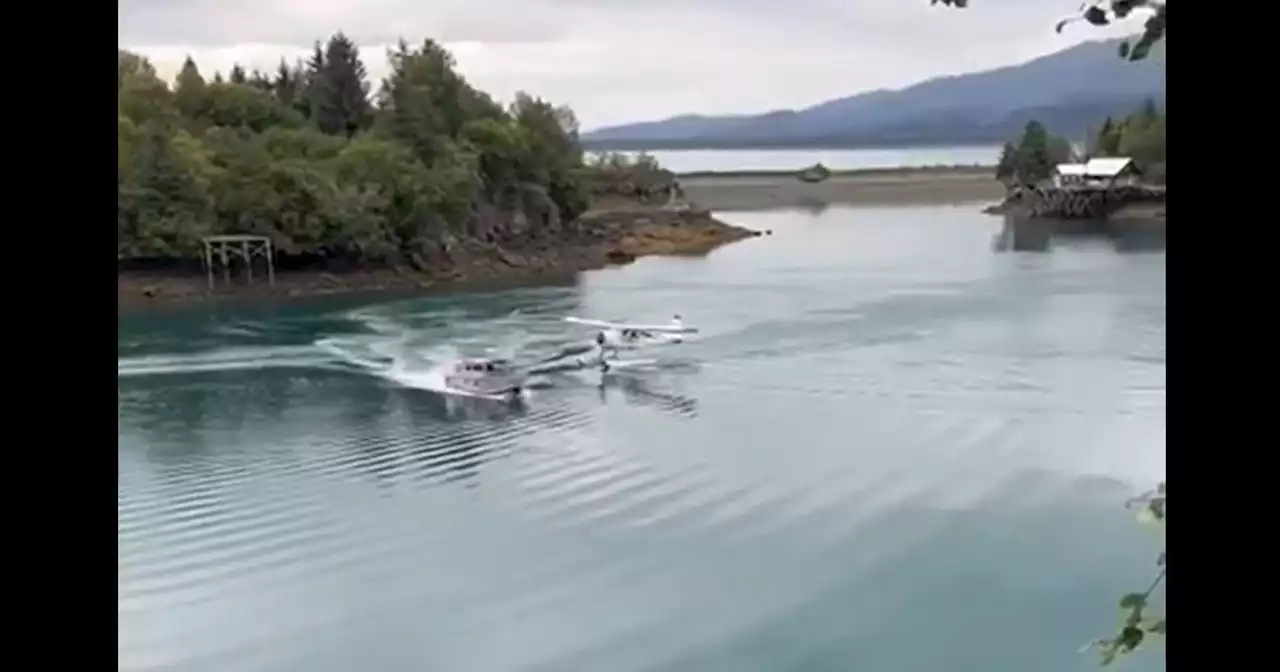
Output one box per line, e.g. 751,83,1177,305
459,359,511,373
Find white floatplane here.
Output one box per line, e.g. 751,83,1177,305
441,357,529,402
526,315,698,374
564,315,698,350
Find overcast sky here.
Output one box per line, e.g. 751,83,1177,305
118,0,1140,130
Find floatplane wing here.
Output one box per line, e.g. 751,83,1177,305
564,316,699,334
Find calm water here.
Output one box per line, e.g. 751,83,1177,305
591,146,1002,173
118,204,1166,672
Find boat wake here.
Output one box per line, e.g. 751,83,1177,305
315,336,477,397
116,345,337,378
119,306,697,404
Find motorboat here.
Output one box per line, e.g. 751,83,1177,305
441,357,528,401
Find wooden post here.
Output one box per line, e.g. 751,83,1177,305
266,240,275,287
202,236,275,291
205,241,214,290
219,242,230,285
241,239,253,284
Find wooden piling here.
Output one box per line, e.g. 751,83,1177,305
200,235,276,291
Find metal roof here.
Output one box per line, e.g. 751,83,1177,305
1083,157,1136,177
1055,163,1088,175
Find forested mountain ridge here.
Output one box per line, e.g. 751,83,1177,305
582,37,1165,149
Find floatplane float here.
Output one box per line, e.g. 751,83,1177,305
436,315,699,402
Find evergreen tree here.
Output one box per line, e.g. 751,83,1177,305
1047,135,1074,166
1013,120,1053,184
305,33,372,136
1093,117,1116,156
116,36,605,264
247,69,273,93
272,59,307,114
229,64,247,85
1139,96,1159,126
173,56,206,118
995,142,1017,182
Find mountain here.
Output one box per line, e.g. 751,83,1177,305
581,37,1165,149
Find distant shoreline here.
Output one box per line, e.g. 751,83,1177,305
674,165,1005,212
674,164,995,179
581,140,1006,152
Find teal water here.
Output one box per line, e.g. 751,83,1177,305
118,204,1166,672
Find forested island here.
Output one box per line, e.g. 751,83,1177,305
982,98,1166,226
118,34,754,309
993,98,1166,186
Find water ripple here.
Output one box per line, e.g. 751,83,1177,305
120,204,1164,672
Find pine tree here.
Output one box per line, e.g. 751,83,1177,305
1139,96,1158,126
173,56,206,118
1013,120,1053,184
304,33,372,136
229,64,247,85
995,142,1017,182
1092,117,1113,156
273,60,300,106
247,69,273,93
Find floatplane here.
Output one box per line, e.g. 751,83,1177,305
437,315,699,401
564,315,696,351
553,314,698,373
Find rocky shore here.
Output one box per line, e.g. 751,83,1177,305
980,184,1166,228
118,206,760,312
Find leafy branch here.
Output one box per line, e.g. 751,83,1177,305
930,1,1168,62
1084,481,1166,666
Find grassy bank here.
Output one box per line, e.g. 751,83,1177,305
676,165,1004,212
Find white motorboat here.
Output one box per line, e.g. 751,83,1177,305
441,357,528,402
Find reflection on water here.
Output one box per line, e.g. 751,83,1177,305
599,371,700,418
993,215,1167,254
119,203,1164,672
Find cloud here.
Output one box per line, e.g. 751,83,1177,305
119,0,1144,129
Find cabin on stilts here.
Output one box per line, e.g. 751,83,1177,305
201,235,275,290
1053,157,1143,189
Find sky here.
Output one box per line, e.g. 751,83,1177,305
118,0,1141,131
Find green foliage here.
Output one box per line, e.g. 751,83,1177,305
932,1,1167,62
995,142,1017,182
117,33,605,265
1087,482,1165,666
304,33,372,137
1088,99,1165,180
580,151,679,204
1004,121,1076,185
